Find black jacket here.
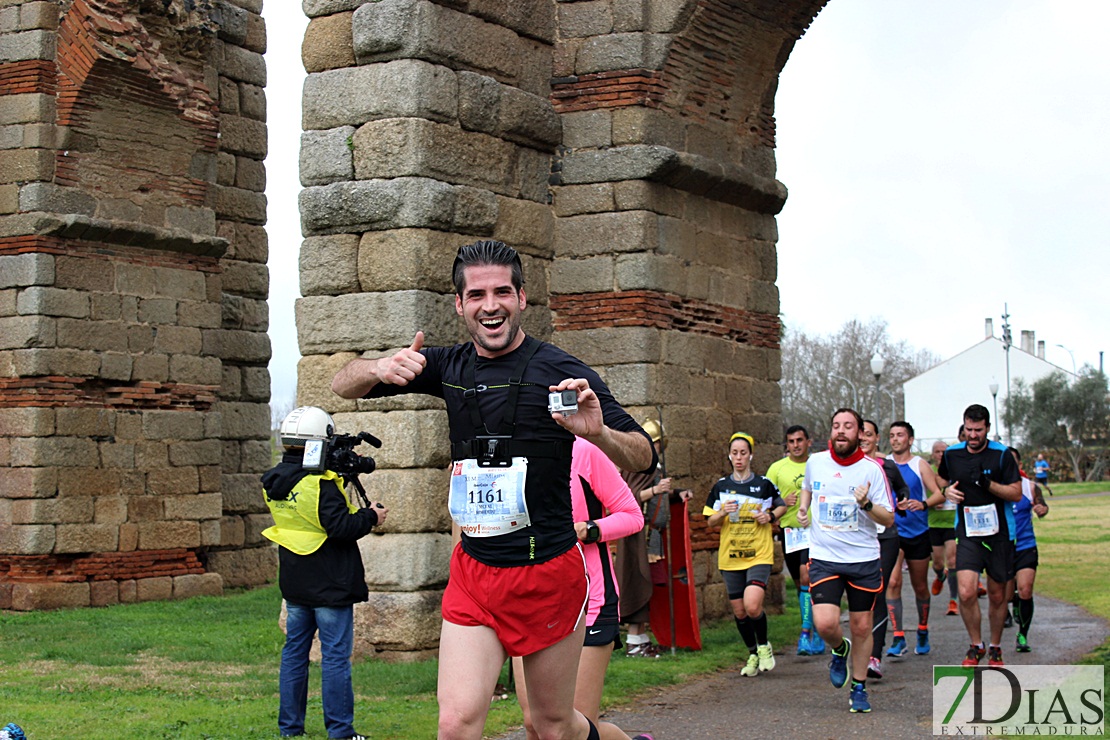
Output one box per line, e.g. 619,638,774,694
261,453,379,607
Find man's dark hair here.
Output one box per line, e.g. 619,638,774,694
830,407,863,428
452,240,524,295
785,424,809,439
963,403,991,426
890,420,914,438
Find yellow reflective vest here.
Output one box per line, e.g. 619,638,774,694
263,469,358,555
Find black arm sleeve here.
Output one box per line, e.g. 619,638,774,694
318,478,378,541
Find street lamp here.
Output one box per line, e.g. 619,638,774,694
830,373,859,409
1055,343,1077,375
989,382,1000,441
870,353,885,426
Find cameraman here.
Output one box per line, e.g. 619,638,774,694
262,406,388,740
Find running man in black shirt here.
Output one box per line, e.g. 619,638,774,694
332,241,654,740
935,404,1021,667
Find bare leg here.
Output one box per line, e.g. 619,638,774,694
438,621,509,740
986,577,1009,646
957,570,983,645
813,603,843,646
847,609,874,682
521,619,592,740
575,645,632,740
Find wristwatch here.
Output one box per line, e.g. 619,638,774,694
861,500,874,512
584,520,601,544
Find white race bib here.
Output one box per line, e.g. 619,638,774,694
784,526,810,554
963,503,999,537
449,458,530,537
816,494,859,531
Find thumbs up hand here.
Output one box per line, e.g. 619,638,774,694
379,331,427,386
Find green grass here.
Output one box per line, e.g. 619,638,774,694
1046,480,1110,497
2,499,1106,740
1026,492,1110,726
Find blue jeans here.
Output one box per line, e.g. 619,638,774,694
279,603,356,739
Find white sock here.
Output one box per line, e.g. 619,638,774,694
627,633,649,645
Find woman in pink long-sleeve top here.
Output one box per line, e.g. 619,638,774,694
514,437,652,740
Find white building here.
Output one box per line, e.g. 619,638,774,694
902,319,1074,451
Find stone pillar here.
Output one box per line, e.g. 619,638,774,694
0,0,272,609
297,0,559,659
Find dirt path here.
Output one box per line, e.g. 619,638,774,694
495,581,1108,739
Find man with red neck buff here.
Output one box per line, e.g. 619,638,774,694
798,408,895,714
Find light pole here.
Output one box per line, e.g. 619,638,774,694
870,353,885,427
1001,305,1013,446
830,373,859,410
989,382,1000,441
1055,343,1077,375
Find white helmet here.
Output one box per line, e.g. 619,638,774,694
280,406,335,448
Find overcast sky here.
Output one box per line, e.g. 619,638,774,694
265,0,1110,408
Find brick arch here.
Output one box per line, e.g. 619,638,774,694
54,0,218,222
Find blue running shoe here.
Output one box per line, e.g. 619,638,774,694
887,634,908,657
797,632,811,655
849,683,871,713
828,638,851,689
915,628,931,655
809,632,826,655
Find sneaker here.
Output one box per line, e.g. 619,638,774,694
1004,610,1013,628
849,683,871,713
887,634,908,657
808,632,826,655
947,599,958,616
829,638,851,688
962,644,986,666
336,735,367,740
1016,633,1031,653
988,646,1004,666
915,628,931,655
797,632,812,655
757,642,775,672
626,642,662,658
931,570,946,596
867,656,883,679
740,652,759,677
978,583,987,597
631,735,655,740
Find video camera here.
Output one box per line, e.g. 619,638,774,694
302,431,380,476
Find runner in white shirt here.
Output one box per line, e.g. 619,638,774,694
798,408,895,714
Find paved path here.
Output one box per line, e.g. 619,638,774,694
495,580,1108,739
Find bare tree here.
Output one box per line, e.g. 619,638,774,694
781,319,939,449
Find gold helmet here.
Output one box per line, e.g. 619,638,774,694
642,418,664,446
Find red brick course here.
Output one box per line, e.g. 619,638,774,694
0,377,217,411
0,548,205,584
551,290,781,348
551,69,666,113
0,60,57,97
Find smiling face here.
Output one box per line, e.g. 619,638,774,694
785,430,810,463
455,263,527,358
889,425,913,455
858,419,878,457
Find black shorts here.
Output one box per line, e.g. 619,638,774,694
929,526,956,547
783,547,809,585
956,535,1015,584
809,557,884,613
899,531,932,561
1014,546,1039,573
583,621,620,648
721,564,772,600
